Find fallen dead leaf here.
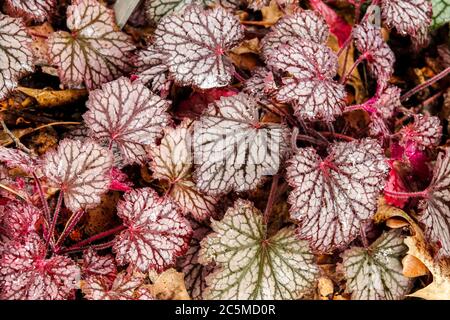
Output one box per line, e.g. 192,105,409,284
150,268,190,300
28,23,54,66
328,34,366,104
84,192,121,236
17,87,87,108
261,1,283,25
318,276,334,299
402,254,429,278
231,38,260,55
405,235,450,300
386,217,410,229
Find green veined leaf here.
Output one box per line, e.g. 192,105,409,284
431,0,450,29
341,230,412,300
199,199,319,299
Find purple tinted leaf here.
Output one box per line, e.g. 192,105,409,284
353,22,395,84
154,5,244,89
47,0,135,90
243,67,277,98
81,269,151,300
380,0,432,38
341,230,411,300
0,13,33,100
368,85,402,137
43,139,114,212
82,248,117,281
2,201,41,242
0,147,38,175
150,122,217,221
287,139,389,252
419,147,450,257
262,10,329,58
399,114,442,148
193,93,289,195
4,0,56,23
84,77,171,165
0,235,80,300
113,188,192,272
267,40,345,121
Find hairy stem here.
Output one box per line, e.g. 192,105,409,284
400,67,450,102
0,182,30,203
54,209,85,251
384,189,428,199
46,191,63,247
320,131,355,141
1,120,31,153
59,239,116,255
264,174,280,225
32,172,51,224
60,225,126,253
341,54,366,84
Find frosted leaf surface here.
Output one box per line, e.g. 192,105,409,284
0,235,80,300
342,230,411,300
193,93,289,195
287,139,389,252
419,148,450,257
261,10,329,58
0,13,33,100
113,188,192,272
154,5,244,89
4,0,56,23
267,40,345,121
42,139,113,212
199,199,319,299
47,0,135,90
84,77,171,165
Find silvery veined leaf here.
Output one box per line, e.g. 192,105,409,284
380,0,432,38
134,44,171,97
154,5,244,89
418,147,450,257
146,0,241,23
0,234,80,300
353,22,395,84
81,269,152,300
431,0,450,29
242,67,277,98
113,188,192,272
47,0,135,90
0,13,33,100
193,92,289,195
42,139,114,212
4,0,55,23
176,219,215,300
0,146,38,175
82,248,117,281
84,77,171,165
267,40,345,121
287,138,389,252
150,121,217,221
368,85,402,137
399,114,442,148
261,10,329,59
63,124,125,168
199,199,319,299
2,201,41,242
341,230,412,300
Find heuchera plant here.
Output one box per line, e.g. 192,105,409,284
0,0,449,300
